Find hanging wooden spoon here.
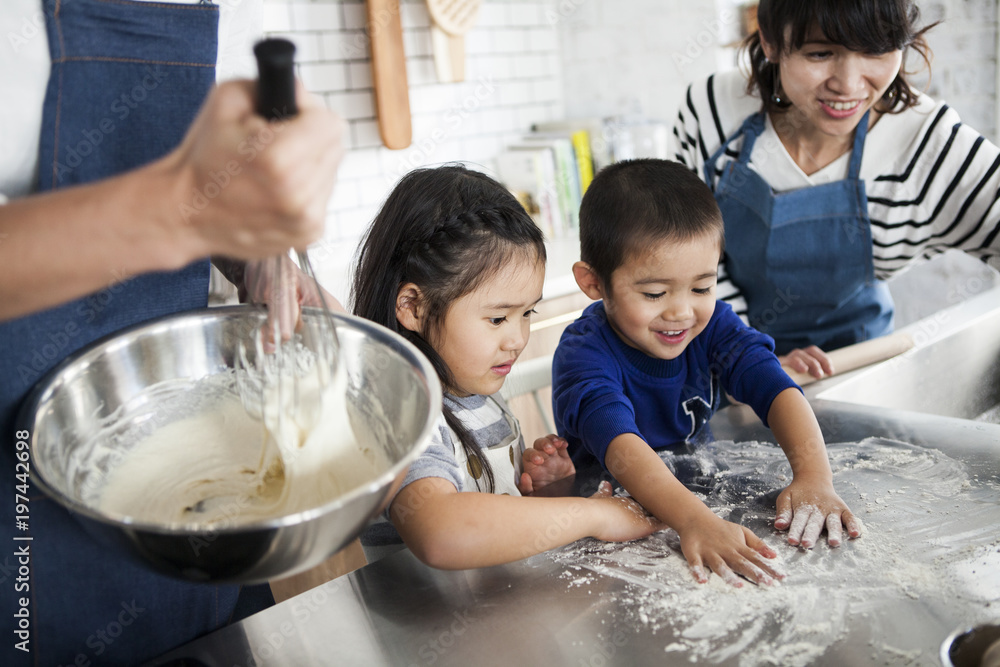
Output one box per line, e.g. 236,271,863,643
426,0,482,83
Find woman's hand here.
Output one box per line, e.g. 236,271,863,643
675,511,785,587
779,345,834,380
774,476,863,548
518,434,575,495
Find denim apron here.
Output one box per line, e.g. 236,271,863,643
704,111,894,355
0,1,241,664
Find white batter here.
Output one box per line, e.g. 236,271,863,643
98,365,390,527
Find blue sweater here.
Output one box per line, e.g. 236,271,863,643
553,300,799,468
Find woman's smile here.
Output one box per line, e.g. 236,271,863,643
820,98,864,118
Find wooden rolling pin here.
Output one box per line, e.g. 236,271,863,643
782,332,915,386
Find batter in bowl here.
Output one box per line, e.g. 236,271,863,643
98,366,390,527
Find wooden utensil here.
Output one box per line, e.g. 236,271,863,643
367,0,412,149
426,0,482,83
782,332,916,386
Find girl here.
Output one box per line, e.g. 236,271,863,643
353,165,661,569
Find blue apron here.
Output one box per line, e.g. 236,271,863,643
704,111,894,355
0,1,241,664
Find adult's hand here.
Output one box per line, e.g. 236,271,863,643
778,345,833,380
0,78,346,321
172,79,346,260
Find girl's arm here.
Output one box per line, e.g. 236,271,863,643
389,477,662,570
605,434,783,587
767,387,863,547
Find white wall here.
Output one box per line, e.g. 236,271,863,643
918,0,998,142
552,0,723,122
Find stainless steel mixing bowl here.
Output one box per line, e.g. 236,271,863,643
18,306,440,584
941,623,1000,667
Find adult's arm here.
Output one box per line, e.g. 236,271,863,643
0,79,345,321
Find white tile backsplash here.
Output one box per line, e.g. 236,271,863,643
298,62,349,93
265,1,565,303
289,3,342,31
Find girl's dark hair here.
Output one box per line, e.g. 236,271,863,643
580,159,723,288
351,164,546,493
744,0,937,115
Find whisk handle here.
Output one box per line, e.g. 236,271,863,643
253,38,298,121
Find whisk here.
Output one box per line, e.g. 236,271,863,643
236,39,340,440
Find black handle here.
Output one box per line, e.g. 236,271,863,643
253,38,298,120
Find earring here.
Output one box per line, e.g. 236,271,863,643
770,64,783,105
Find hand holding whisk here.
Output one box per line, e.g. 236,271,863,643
236,38,341,437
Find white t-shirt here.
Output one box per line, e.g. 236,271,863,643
0,0,262,202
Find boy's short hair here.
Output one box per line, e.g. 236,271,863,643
579,158,724,287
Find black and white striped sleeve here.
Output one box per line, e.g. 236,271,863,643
867,103,1000,277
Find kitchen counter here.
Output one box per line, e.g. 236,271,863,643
150,290,1000,667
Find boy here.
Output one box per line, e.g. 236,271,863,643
553,159,862,586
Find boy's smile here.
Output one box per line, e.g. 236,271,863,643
600,235,720,360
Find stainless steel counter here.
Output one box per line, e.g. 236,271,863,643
151,291,1000,667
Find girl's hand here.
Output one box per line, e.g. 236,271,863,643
779,345,833,380
676,512,785,587
518,434,575,495
774,477,863,548
587,481,665,542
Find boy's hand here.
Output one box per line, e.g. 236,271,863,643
518,434,575,495
676,511,785,587
587,481,665,542
774,476,863,548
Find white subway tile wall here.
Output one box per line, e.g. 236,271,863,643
263,0,565,300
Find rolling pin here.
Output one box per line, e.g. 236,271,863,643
782,331,915,386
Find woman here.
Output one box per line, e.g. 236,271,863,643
671,0,1000,378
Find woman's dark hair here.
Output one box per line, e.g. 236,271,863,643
351,164,546,493
580,159,724,288
744,0,937,115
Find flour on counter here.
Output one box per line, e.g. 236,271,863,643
553,438,1000,667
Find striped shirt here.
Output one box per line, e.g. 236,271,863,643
671,69,1000,318
362,393,524,547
